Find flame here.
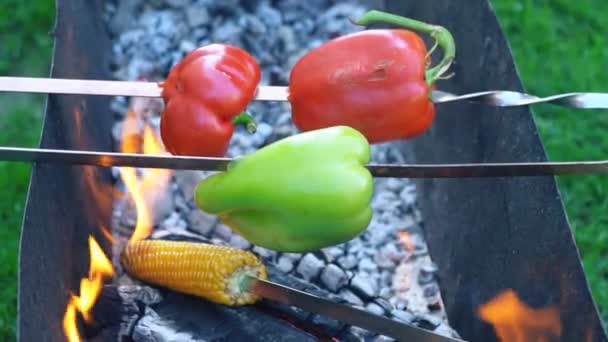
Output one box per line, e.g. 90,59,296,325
118,100,172,242
62,97,169,341
63,236,115,342
398,231,415,253
478,289,561,342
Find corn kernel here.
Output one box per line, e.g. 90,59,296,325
121,239,267,306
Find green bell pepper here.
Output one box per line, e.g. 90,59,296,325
194,126,373,252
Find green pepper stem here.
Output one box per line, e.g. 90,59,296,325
353,10,456,87
232,111,257,134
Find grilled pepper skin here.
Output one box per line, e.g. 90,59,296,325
160,44,260,157
288,10,455,144
194,126,373,252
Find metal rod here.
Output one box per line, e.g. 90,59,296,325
2,146,608,178
2,76,608,108
247,277,466,342
0,76,289,101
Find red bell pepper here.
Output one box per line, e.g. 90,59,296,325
287,10,455,144
160,44,260,157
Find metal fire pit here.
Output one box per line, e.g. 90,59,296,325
18,0,608,341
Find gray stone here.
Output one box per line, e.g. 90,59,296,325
391,310,415,324
186,6,209,27
320,264,348,292
228,234,251,250
338,289,364,307
337,255,358,270
350,274,377,299
276,256,294,273
366,303,385,316
186,210,216,236
296,253,325,281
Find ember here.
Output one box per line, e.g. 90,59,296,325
478,289,561,342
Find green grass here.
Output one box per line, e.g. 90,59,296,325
0,1,54,340
491,0,608,319
0,100,43,340
0,1,607,340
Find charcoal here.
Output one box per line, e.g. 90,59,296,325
337,254,358,270
373,298,393,314
350,274,377,299
359,257,378,273
391,310,415,324
185,6,209,27
338,289,364,307
105,0,459,339
214,223,235,241
414,313,442,330
186,210,216,236
276,255,294,274
296,253,325,282
252,246,278,260
228,234,252,250
320,246,344,263
365,302,385,316
320,264,348,292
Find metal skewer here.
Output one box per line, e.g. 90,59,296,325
1,76,608,108
2,146,608,178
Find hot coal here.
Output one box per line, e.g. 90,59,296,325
103,0,461,340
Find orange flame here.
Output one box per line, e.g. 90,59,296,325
478,289,562,342
398,231,415,253
62,236,115,342
118,100,172,242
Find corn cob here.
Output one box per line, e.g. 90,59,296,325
120,239,267,306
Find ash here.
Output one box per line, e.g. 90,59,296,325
104,0,460,340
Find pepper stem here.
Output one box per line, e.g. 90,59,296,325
353,10,456,87
232,111,257,134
